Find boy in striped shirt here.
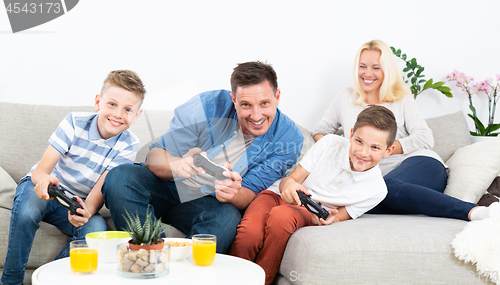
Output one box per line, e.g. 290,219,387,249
1,70,145,285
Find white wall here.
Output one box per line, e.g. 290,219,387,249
1,0,499,131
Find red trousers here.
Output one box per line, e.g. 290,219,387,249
230,190,314,285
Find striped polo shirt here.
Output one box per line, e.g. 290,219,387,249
28,112,139,198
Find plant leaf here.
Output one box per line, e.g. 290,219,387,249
437,86,451,92
143,210,152,244
411,85,418,96
468,113,486,135
431,81,445,88
423,79,433,90
122,209,135,238
488,123,500,132
416,67,424,76
469,105,477,114
443,91,453,98
134,211,144,242
410,58,417,69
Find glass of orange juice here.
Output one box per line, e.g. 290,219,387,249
192,234,216,266
70,240,98,274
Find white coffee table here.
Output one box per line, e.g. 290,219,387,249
32,253,265,285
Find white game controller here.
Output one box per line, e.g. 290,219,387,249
193,153,230,180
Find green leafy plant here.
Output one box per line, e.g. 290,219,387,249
123,205,164,245
391,47,453,99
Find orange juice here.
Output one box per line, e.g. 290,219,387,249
70,248,98,273
192,241,216,266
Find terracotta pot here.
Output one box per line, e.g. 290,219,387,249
128,238,165,251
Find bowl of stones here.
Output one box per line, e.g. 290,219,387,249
117,243,170,278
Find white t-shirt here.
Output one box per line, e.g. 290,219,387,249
299,134,387,219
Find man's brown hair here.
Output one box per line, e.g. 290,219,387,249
353,105,397,147
101,70,146,101
230,61,278,95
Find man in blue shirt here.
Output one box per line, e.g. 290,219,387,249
102,61,304,253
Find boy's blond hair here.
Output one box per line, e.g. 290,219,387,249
101,70,146,101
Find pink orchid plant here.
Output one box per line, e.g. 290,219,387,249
447,70,500,137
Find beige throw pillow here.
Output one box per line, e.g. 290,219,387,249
0,166,17,209
425,111,471,162
444,137,500,203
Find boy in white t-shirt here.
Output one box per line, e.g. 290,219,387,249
230,105,397,285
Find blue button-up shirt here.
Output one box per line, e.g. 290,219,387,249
150,89,304,195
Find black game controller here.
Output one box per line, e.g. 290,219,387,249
48,184,83,216
297,190,330,220
193,153,229,180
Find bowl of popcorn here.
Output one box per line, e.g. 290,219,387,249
163,238,192,262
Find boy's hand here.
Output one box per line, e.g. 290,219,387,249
67,197,91,227
34,176,59,201
214,162,242,203
312,208,339,226
281,180,309,205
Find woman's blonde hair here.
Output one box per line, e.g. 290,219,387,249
351,40,410,105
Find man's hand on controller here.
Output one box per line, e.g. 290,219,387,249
68,197,91,227
311,208,338,226
214,162,242,203
172,148,206,179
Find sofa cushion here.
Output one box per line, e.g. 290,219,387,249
0,102,95,183
444,137,500,203
0,166,17,210
128,109,173,163
279,214,480,285
425,111,471,162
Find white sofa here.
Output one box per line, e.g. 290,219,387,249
1,101,498,285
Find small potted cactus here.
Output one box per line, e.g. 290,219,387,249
122,205,165,250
